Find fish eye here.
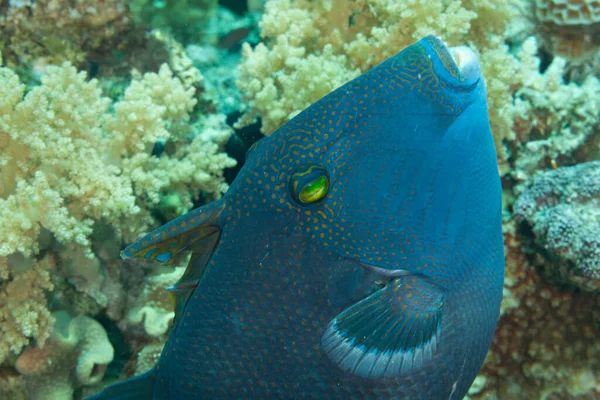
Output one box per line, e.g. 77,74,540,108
289,165,330,205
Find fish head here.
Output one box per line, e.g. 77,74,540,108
224,36,499,289
117,36,504,399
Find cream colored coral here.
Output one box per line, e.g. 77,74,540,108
104,63,197,159
238,0,519,154
0,62,138,257
123,113,237,209
128,266,186,336
0,58,234,258
0,255,55,364
135,343,165,375
0,56,234,370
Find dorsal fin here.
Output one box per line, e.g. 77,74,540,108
122,199,225,323
121,199,224,263
167,229,221,319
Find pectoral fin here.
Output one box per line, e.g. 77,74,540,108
321,275,444,379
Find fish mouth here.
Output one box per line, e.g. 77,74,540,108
448,46,481,84
421,36,481,90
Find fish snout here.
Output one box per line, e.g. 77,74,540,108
448,46,480,84
422,36,482,90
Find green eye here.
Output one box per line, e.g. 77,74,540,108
290,165,330,205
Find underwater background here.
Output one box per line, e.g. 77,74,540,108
0,0,599,399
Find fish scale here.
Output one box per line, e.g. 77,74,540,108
89,35,504,400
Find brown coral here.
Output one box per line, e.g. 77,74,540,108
15,311,114,400
0,0,133,67
467,222,600,399
534,0,600,63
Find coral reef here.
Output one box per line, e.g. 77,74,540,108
509,37,600,179
134,343,165,376
0,3,236,392
0,56,234,259
1,0,599,398
0,0,133,67
130,0,218,45
514,161,600,291
467,223,600,399
187,7,262,116
533,0,600,64
127,266,186,337
0,255,54,365
234,0,600,398
236,0,520,164
15,311,114,400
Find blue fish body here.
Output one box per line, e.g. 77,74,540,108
90,36,504,399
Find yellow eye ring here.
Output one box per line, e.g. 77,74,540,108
299,175,329,203
289,165,330,205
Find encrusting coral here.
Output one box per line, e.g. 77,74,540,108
514,161,600,292
127,266,186,337
533,0,600,79
509,37,600,179
467,223,600,399
15,311,114,400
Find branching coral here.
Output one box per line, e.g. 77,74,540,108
0,58,235,259
509,37,600,179
237,0,520,163
0,255,55,364
0,45,235,374
0,60,138,258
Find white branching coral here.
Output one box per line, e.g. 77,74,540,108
0,56,235,367
237,0,519,152
0,61,235,258
0,256,55,364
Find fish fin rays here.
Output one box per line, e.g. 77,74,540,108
121,199,224,264
168,230,221,318
321,275,444,379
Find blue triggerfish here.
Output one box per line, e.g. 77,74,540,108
89,35,504,399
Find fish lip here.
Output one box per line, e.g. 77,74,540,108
448,46,481,85
421,36,481,90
